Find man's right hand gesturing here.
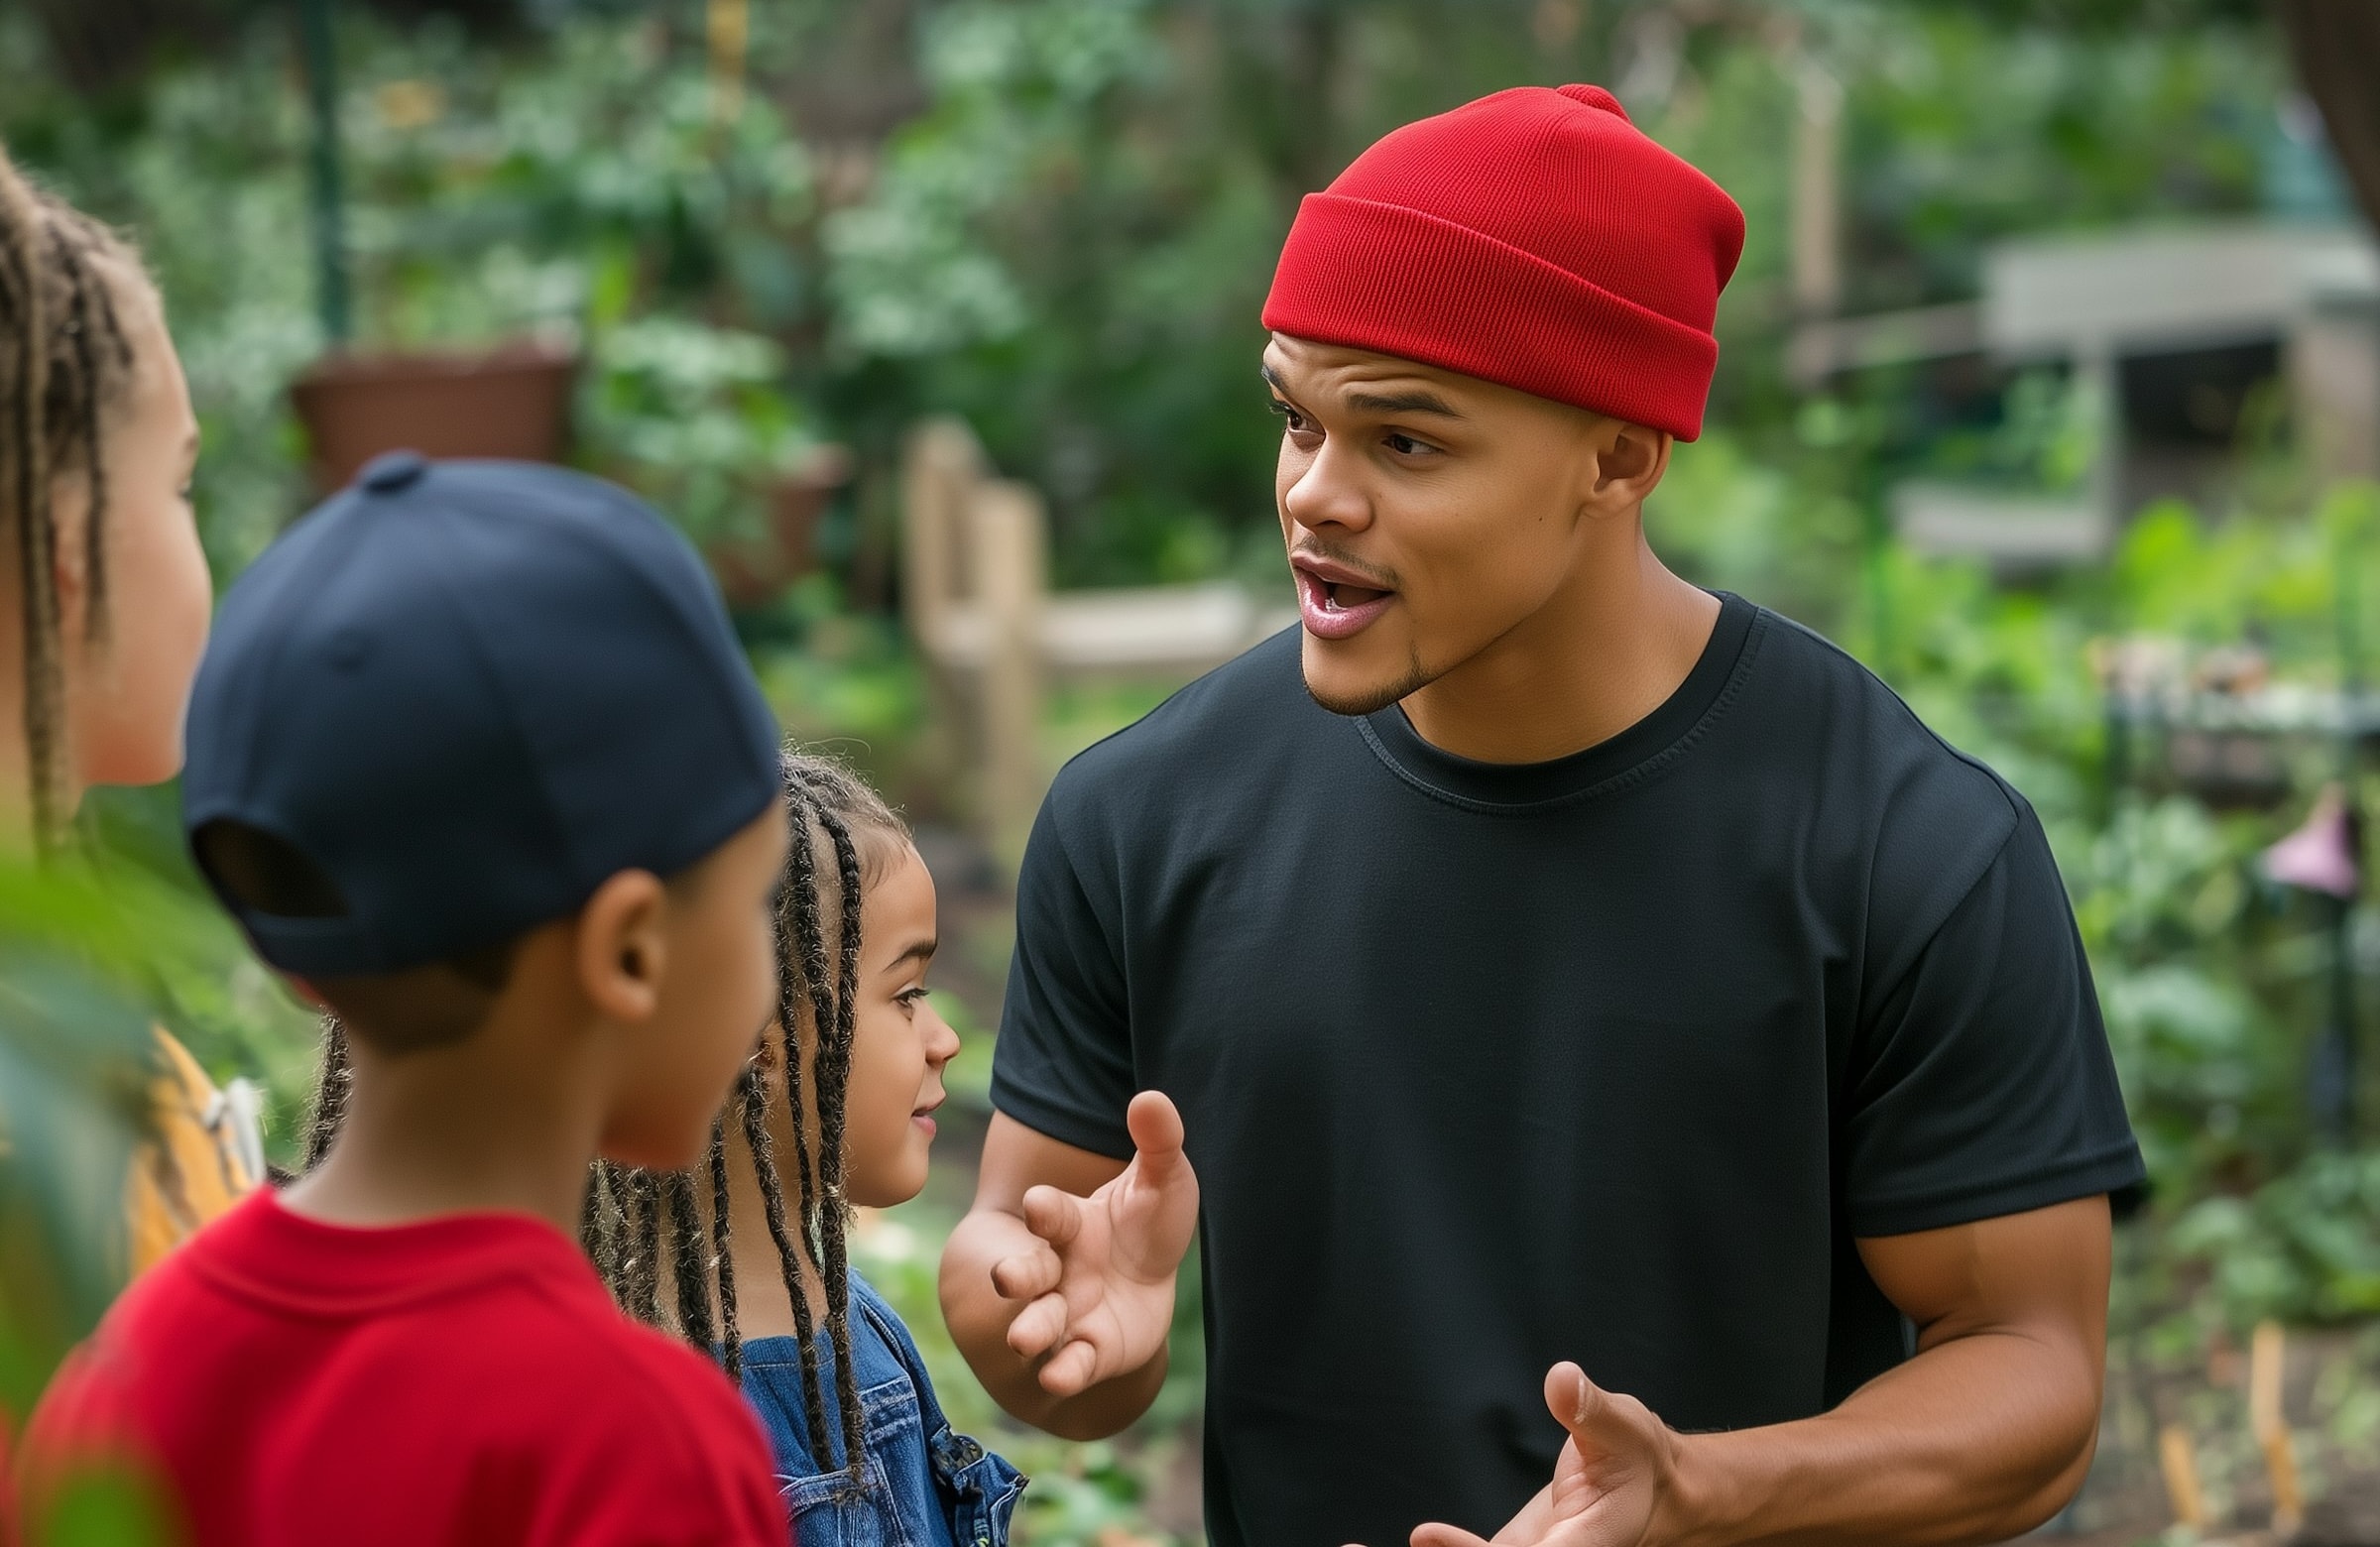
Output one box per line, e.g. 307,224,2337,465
988,1090,1202,1397
941,1090,1201,1436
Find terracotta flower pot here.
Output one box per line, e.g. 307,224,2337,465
289,340,579,494
708,445,855,610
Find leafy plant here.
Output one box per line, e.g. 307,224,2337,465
579,306,817,548
0,853,256,1547
2170,1152,2380,1323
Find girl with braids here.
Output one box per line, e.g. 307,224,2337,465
584,751,1024,1547
0,144,260,1271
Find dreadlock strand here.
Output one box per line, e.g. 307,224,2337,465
303,1014,351,1170
777,791,829,1269
623,1168,663,1325
806,798,870,1483
49,225,105,644
0,159,60,852
583,1160,632,1287
661,1169,717,1356
578,1161,606,1266
593,1162,634,1300
739,1059,834,1466
707,1114,744,1381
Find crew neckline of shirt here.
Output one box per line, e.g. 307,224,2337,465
1357,590,1762,812
184,1185,609,1318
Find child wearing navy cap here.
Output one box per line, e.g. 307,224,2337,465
297,746,1030,1547
20,453,790,1547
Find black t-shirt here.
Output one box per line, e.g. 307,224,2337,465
990,594,2143,1547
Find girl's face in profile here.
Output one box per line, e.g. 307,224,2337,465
840,842,960,1208
60,270,212,794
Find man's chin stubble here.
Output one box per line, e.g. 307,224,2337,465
1301,643,1434,718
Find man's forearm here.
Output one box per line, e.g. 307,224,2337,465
938,1205,1169,1441
1664,1328,2099,1547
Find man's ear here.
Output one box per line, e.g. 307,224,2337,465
574,869,669,1024
1584,420,1673,517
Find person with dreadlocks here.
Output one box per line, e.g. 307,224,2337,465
0,147,262,1276
17,456,789,1547
584,750,1023,1547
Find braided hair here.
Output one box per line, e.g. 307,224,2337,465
600,751,906,1487
0,144,150,851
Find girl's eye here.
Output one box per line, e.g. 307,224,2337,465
896,987,930,1010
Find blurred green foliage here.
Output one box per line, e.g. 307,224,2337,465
0,908,146,1421
1,0,2302,583
0,855,248,1547
1842,487,2380,1340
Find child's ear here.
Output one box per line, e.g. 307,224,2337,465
575,869,668,1023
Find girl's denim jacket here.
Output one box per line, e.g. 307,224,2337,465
736,1271,1025,1547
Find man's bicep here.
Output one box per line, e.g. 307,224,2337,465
1855,1195,2112,1350
972,1112,1130,1214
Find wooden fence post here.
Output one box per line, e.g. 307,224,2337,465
2252,1320,2304,1536
971,478,1048,861
900,419,982,815
900,418,982,656
2158,1424,2206,1532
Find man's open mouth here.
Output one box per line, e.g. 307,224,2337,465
1323,579,1389,607
1293,557,1398,641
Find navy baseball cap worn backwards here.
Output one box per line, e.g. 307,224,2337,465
182,452,781,977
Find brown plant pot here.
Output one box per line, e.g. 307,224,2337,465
708,445,855,610
289,341,579,494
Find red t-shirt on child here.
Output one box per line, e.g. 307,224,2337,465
19,1188,781,1547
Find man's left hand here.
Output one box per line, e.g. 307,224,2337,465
1403,1363,1688,1547
1355,1200,2113,1547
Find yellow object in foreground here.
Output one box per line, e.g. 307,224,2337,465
125,1026,265,1275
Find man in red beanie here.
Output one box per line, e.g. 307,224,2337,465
944,85,2141,1547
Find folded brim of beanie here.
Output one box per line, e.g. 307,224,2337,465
1260,193,1719,442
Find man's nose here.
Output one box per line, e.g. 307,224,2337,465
1283,435,1376,535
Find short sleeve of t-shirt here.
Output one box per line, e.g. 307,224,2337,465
1842,801,2143,1238
990,786,1137,1159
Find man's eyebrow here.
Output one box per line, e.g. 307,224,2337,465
1345,388,1462,417
1262,363,1461,419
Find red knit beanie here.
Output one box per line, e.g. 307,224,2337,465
1261,84,1745,441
